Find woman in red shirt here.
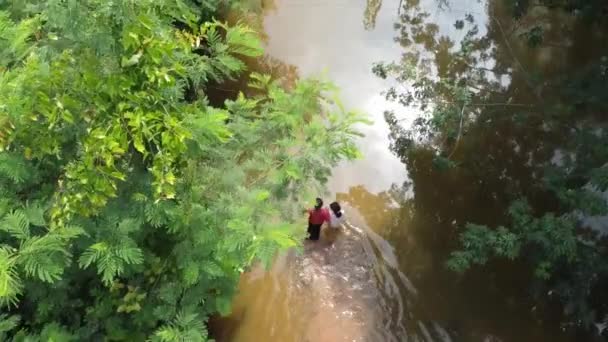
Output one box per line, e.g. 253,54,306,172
307,198,329,241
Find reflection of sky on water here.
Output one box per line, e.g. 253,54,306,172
263,0,407,194
262,0,488,194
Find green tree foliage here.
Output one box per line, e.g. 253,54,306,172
376,0,608,332
0,0,365,339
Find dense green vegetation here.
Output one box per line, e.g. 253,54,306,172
376,0,608,335
0,0,364,340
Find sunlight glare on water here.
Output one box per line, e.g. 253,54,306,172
262,0,408,194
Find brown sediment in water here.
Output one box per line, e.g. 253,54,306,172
214,225,378,342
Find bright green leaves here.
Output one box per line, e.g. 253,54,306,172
248,72,272,91
153,311,208,342
185,107,232,147
62,124,128,207
0,247,21,306
122,108,191,200
31,15,262,220
255,190,271,202
194,21,264,82
120,11,183,76
124,110,160,157
0,3,268,223
223,22,263,57
0,52,84,158
121,51,143,68
0,11,40,67
236,73,367,171
0,1,366,339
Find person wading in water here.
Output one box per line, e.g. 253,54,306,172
306,198,329,241
321,201,346,246
328,201,345,229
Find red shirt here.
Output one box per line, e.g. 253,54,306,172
308,208,329,225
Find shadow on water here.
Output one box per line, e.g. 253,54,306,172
341,183,576,342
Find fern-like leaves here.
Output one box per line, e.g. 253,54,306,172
0,154,31,184
0,313,19,340
0,210,30,241
79,241,143,285
18,234,70,283
0,246,22,306
153,311,207,342
224,22,263,57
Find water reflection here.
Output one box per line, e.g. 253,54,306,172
376,0,608,340
216,0,606,340
263,0,408,194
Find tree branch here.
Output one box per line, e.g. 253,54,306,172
448,103,466,159
492,16,542,102
462,60,512,76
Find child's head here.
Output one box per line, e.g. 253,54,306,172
314,198,323,210
329,201,341,214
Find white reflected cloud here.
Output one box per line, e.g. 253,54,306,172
263,0,408,194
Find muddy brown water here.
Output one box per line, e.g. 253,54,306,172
213,0,598,341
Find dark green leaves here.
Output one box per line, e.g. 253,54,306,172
448,200,578,281
79,241,144,285
0,314,19,336
0,210,30,241
520,26,543,48
447,223,520,273
0,154,31,185
0,1,365,339
591,166,608,192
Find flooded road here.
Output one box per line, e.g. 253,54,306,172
214,0,597,341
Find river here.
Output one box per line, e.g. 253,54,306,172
212,0,599,341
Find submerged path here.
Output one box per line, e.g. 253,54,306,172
215,207,449,342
